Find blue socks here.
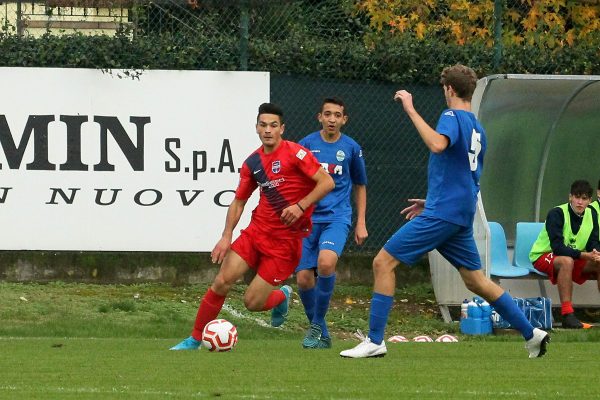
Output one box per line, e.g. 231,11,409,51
313,273,336,338
298,286,316,323
491,292,534,340
368,292,394,345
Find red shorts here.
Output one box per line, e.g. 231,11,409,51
230,226,302,286
533,252,593,285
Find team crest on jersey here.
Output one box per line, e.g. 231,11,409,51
272,160,281,173
336,150,345,162
444,110,455,117
296,149,307,160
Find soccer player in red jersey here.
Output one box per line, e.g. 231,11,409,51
171,103,335,350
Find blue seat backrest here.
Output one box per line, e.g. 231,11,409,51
489,222,510,265
514,222,545,270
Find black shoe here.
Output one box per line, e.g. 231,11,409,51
562,313,583,329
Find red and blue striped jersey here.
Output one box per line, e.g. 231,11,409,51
236,140,321,238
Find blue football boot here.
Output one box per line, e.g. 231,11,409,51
169,336,201,350
271,285,292,327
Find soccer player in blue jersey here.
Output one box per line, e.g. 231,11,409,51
340,64,550,359
295,97,368,349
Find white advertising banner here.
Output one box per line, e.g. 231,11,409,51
0,67,268,251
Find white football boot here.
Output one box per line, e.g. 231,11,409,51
340,330,387,358
525,328,550,358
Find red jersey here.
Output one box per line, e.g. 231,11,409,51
235,140,321,239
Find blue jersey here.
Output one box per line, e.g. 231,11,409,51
421,109,486,227
299,131,367,224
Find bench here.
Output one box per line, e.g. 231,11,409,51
489,221,545,279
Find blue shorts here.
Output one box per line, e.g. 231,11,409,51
295,221,351,272
383,215,481,270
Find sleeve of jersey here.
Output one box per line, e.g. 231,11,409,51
350,144,367,185
235,162,258,200
587,207,600,251
295,145,322,178
298,136,308,148
435,111,459,146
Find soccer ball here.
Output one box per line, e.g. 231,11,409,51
201,319,238,352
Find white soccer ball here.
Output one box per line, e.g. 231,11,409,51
387,335,409,343
201,319,238,352
412,335,434,342
435,334,458,343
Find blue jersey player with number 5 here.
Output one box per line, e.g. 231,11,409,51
340,64,550,359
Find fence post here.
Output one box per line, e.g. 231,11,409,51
493,0,503,69
16,0,24,37
239,0,249,71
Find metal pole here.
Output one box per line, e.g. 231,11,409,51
493,0,503,70
16,0,24,37
239,0,249,71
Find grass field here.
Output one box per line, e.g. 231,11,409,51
1,282,600,399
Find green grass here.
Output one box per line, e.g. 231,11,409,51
1,282,600,399
1,338,600,399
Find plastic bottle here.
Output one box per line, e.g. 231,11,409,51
480,300,493,333
467,300,482,319
460,299,469,320
480,301,492,320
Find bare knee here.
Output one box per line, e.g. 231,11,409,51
212,273,234,296
373,252,396,277
317,251,338,276
296,270,316,291
554,256,574,274
243,293,263,311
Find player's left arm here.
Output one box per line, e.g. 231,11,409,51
350,143,368,245
353,184,368,245
280,168,334,226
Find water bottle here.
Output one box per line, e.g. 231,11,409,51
467,300,482,319
480,300,493,333
480,300,492,320
460,299,469,320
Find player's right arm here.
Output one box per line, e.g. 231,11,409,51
401,198,425,220
211,198,248,264
394,89,449,154
211,160,256,263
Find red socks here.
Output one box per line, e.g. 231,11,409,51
192,288,226,340
261,289,286,311
561,301,574,315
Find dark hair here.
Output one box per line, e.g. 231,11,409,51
321,96,347,115
257,102,284,123
570,180,593,197
439,64,478,101
598,179,600,190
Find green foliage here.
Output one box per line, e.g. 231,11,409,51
0,25,598,85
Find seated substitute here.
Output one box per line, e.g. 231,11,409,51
590,179,600,233
529,179,600,329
